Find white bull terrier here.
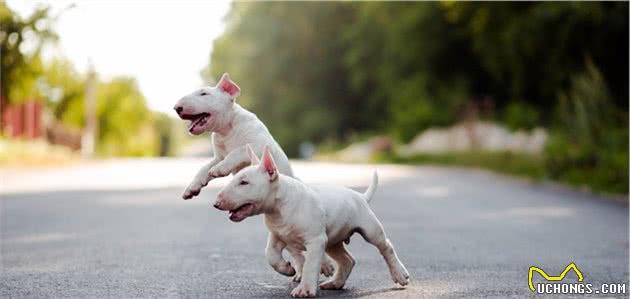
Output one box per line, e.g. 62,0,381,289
173,73,335,278
173,73,294,200
214,145,410,298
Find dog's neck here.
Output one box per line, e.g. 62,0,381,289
213,104,240,137
261,175,305,217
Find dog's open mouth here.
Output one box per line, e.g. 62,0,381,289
184,113,210,133
228,203,254,222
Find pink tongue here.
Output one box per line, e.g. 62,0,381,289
229,204,252,222
188,117,203,132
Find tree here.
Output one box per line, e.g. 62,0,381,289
206,2,362,155
0,2,56,104
343,2,481,141
95,77,155,157
204,2,628,155
39,57,85,125
444,2,629,111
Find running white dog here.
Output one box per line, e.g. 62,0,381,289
173,73,335,277
214,145,410,298
173,73,294,200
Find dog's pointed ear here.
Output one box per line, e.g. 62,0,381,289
216,73,240,100
260,145,278,181
246,144,260,165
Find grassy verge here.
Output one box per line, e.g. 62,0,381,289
376,151,546,181
0,139,80,167
375,150,628,197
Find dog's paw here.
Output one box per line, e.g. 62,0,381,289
273,262,296,277
290,284,316,298
390,263,410,286
320,260,335,277
208,165,229,178
182,183,202,200
319,279,344,290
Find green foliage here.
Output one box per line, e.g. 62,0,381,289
502,101,540,131
0,2,56,103
153,112,182,157
207,2,360,156
444,2,629,112
39,59,167,157
0,3,183,159
95,77,156,157
343,3,473,141
207,2,627,151
378,151,546,181
206,2,627,193
40,58,86,125
545,62,628,194
382,63,628,195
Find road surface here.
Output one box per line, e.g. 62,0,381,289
1,159,628,298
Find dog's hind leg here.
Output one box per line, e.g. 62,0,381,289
320,255,335,277
319,243,355,290
359,213,410,286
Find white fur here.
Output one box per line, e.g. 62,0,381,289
174,73,294,199
174,73,335,280
216,145,410,298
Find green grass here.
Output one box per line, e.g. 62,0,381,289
375,150,627,196
0,138,80,167
376,151,547,181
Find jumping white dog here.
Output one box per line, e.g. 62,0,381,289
173,73,294,200
214,145,410,298
173,73,335,277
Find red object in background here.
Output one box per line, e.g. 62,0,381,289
2,100,43,139
2,100,80,150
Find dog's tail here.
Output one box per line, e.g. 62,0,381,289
363,170,379,203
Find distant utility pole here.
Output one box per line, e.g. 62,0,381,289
81,63,97,159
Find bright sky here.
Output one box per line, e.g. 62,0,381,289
7,0,231,113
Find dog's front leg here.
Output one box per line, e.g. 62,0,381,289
266,233,295,276
291,235,327,298
208,146,250,178
182,158,220,199
287,248,305,282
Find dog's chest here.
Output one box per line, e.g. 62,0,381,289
213,136,242,158
264,215,305,249
214,132,246,153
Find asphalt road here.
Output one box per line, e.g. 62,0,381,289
1,159,628,298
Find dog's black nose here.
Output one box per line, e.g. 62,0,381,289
174,106,183,114
213,202,221,209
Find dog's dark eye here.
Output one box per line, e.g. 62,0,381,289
200,91,208,96
239,180,249,186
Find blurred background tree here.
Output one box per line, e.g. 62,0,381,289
2,1,627,193
207,2,627,151
1,2,180,157
545,60,628,193
205,1,627,193
0,2,55,105
94,77,155,157
205,2,360,155
40,58,85,125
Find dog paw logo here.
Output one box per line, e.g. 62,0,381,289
528,262,584,292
